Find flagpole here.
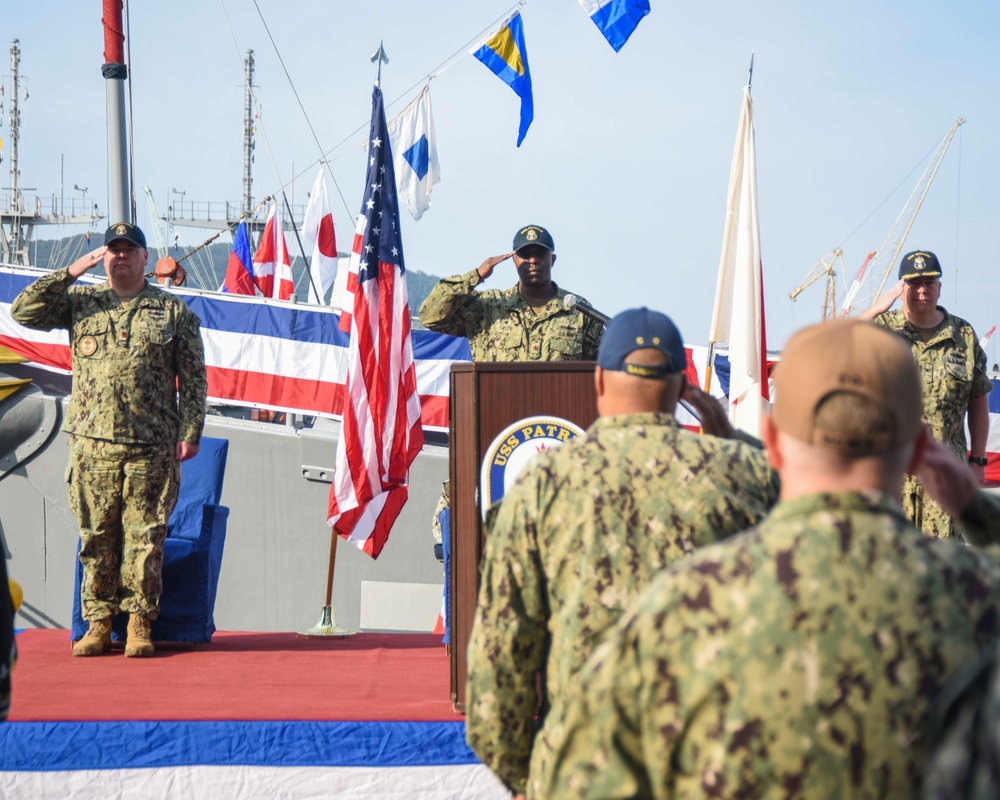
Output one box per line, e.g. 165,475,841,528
371,41,389,85
297,529,355,638
703,342,716,395
279,188,322,302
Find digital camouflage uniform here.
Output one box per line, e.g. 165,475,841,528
923,489,1000,800
875,308,992,539
11,267,207,620
546,491,1000,800
465,413,780,797
431,480,450,549
417,268,603,361
925,642,1000,800
419,267,604,555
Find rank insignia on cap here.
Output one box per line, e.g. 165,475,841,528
115,223,128,236
525,228,537,241
913,256,926,272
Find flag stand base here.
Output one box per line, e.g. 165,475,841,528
296,605,356,638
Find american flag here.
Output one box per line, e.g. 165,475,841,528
326,84,424,559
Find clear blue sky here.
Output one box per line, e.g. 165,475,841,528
5,1,999,357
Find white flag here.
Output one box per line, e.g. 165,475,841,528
708,85,769,436
302,168,338,304
388,85,441,221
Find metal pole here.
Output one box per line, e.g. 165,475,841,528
102,0,130,223
296,530,355,638
105,77,129,223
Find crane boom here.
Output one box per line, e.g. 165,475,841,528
789,248,843,321
846,117,965,315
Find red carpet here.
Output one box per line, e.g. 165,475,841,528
9,629,461,722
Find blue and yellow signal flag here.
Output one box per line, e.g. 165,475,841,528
471,11,534,147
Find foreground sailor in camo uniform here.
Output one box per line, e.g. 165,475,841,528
547,318,1000,800
465,307,780,798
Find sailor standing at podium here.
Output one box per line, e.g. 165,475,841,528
420,224,604,559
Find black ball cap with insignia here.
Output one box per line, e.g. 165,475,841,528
104,221,147,249
898,250,942,281
512,224,555,253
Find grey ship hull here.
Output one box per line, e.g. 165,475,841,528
0,367,449,635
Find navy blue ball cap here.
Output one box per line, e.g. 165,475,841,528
898,250,942,281
512,225,554,253
598,308,687,378
104,221,147,249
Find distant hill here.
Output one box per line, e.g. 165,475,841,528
21,234,442,322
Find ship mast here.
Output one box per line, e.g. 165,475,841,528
0,39,100,266
165,49,302,238
8,39,21,212
242,49,255,218
2,39,26,264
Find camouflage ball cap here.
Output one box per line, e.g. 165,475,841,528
598,307,687,378
773,319,922,454
104,221,147,249
512,225,555,253
898,250,942,281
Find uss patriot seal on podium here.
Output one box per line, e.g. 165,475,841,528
480,415,585,518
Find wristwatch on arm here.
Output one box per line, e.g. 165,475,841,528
969,455,989,466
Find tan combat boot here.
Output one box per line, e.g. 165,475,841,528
124,614,154,658
72,617,112,656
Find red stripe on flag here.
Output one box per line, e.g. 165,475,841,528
0,336,71,371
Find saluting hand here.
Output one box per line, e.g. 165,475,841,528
683,383,733,438
476,251,515,281
68,246,108,279
858,280,904,320
913,430,977,518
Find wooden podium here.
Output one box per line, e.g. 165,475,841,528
449,361,598,711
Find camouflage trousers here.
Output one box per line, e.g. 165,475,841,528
903,473,956,540
67,436,180,620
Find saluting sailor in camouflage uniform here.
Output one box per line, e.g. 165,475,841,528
418,224,603,361
547,320,1000,800
863,250,992,539
420,225,604,562
465,308,780,798
12,222,207,658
